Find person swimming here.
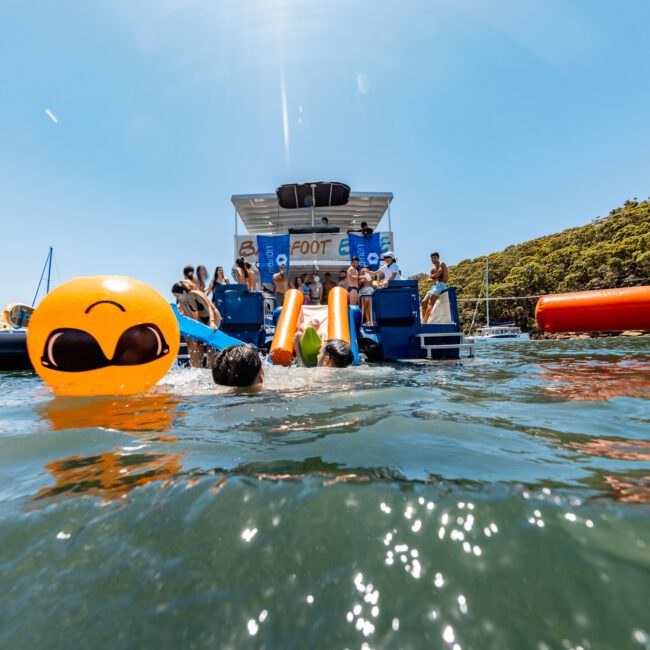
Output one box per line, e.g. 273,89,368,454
212,344,264,387
292,319,353,368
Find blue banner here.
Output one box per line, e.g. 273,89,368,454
256,234,290,283
348,232,381,270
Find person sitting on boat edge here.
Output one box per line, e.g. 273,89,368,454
212,344,264,387
368,251,401,287
422,252,449,323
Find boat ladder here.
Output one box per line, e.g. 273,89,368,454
415,332,475,359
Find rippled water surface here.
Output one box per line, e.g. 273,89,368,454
1,338,649,649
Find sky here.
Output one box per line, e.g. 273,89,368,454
1,0,650,306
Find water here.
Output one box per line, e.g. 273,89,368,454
1,338,649,650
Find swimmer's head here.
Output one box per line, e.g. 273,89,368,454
317,339,353,368
212,344,264,387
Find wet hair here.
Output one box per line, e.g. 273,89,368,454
235,257,249,279
212,344,262,387
431,252,440,258
183,265,195,280
322,339,354,368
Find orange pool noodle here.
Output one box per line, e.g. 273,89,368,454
327,287,351,343
270,289,304,366
535,286,650,333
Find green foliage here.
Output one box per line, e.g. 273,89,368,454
414,200,650,331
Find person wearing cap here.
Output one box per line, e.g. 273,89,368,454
273,263,288,307
369,251,401,287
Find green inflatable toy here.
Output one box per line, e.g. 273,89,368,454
300,326,322,366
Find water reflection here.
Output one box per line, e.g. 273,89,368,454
36,394,184,500
538,359,650,401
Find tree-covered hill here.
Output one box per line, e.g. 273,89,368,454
415,199,650,332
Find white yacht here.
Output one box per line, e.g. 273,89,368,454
469,256,530,342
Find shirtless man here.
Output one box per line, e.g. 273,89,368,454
346,256,360,305
322,272,336,304
422,252,449,323
172,280,222,368
337,270,348,288
273,263,289,306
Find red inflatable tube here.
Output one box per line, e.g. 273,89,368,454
270,289,304,366
535,286,650,333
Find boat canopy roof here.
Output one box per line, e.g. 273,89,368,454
232,187,393,234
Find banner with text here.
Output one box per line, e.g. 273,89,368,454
238,232,393,268
256,234,290,283
348,232,382,270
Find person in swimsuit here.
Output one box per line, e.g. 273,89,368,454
273,263,288,306
346,256,360,306
337,270,348,289
183,265,195,282
195,265,209,292
309,274,323,305
422,252,449,323
295,276,311,305
322,272,336,304
293,319,354,368
245,262,256,291
358,266,375,324
234,257,248,285
172,280,222,368
207,266,230,302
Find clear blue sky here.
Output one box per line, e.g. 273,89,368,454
2,0,649,306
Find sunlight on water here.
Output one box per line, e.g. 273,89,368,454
0,338,649,649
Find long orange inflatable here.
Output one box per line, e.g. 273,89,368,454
328,287,351,343
535,286,650,333
270,289,304,365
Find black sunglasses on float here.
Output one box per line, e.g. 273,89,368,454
41,323,170,372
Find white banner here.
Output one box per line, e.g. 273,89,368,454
235,232,394,266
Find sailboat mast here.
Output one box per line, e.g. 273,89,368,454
485,255,490,327
46,247,53,294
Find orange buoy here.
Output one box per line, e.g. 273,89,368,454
535,286,650,333
269,289,304,366
327,287,350,343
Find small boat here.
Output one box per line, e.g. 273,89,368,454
469,256,529,342
0,247,54,372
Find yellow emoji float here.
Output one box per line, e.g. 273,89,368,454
27,276,180,396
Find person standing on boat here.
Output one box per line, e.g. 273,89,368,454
369,251,401,287
322,273,336,304
295,276,311,305
358,266,375,324
309,274,323,305
347,221,374,239
273,263,288,306
195,265,209,292
337,269,348,289
207,266,230,300
183,265,195,282
245,262,257,291
234,257,249,285
172,280,222,368
421,252,449,323
346,257,360,306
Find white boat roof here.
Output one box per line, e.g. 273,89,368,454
231,191,393,234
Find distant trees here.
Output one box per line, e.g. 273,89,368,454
414,200,650,331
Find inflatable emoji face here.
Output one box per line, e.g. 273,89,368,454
27,276,180,396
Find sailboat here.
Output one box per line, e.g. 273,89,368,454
471,256,530,342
